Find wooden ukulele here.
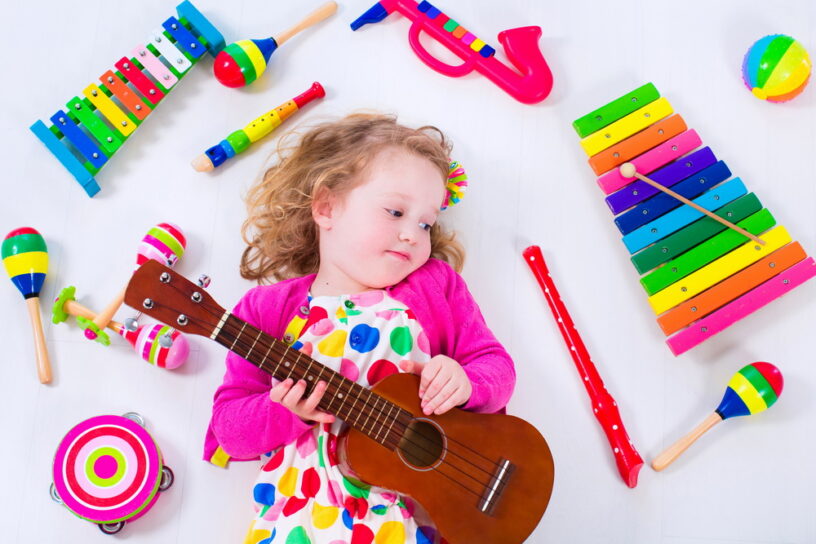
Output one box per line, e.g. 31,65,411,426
125,260,555,543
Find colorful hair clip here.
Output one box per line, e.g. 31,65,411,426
442,161,468,210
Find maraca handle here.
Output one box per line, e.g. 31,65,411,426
64,299,124,333
274,1,338,46
652,412,722,471
92,286,126,331
26,297,52,384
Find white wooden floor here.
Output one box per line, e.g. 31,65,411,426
1,0,815,542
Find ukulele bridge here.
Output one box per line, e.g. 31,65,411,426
479,457,514,515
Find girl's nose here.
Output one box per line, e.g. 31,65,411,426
399,230,415,244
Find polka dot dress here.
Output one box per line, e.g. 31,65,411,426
244,290,440,544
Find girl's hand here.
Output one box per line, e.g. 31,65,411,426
269,379,335,424
399,356,473,415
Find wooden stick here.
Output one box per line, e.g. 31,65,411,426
65,299,125,333
619,163,766,246
26,297,52,384
274,1,338,46
652,412,722,471
91,285,126,331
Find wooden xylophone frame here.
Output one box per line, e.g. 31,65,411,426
573,83,816,355
30,1,225,197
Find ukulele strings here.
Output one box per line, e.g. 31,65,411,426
145,283,509,497
213,312,501,498
171,290,503,487
206,300,509,473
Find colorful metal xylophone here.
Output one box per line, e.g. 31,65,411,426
30,1,225,197
573,83,816,355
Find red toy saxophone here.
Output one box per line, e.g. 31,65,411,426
524,246,643,488
350,0,554,104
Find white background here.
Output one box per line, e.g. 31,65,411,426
1,0,815,542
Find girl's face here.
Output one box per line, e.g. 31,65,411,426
313,147,447,294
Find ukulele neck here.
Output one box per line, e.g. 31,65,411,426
213,312,409,448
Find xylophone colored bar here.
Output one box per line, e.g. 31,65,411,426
30,1,224,197
573,83,660,138
597,129,702,194
639,209,776,295
630,193,762,274
573,83,816,355
666,258,816,355
657,242,809,335
606,147,718,214
615,161,732,235
621,177,747,254
588,115,688,176
579,97,673,156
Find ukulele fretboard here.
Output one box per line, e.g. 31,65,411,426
214,313,411,449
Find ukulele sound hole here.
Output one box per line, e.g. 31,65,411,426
397,419,444,469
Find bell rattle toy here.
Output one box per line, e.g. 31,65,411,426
50,412,174,534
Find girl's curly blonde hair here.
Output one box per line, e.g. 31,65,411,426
240,113,465,284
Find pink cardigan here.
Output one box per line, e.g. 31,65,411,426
204,258,516,461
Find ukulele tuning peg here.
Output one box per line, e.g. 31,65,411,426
158,333,174,348
197,274,211,288
124,316,140,332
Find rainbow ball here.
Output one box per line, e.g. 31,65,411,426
742,34,811,102
213,38,278,88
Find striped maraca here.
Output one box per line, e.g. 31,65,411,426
88,223,186,341
653,362,783,471
121,323,188,369
213,1,337,88
2,227,52,383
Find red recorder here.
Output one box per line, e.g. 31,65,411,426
524,245,643,488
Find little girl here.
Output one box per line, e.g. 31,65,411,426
204,113,516,544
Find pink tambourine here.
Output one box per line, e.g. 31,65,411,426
50,413,174,535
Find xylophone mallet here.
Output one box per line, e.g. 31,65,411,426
2,227,52,383
653,362,782,471
619,162,766,246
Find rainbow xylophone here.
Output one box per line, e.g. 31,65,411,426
573,83,816,355
30,1,225,197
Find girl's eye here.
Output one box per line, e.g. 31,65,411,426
419,222,433,231
387,209,403,218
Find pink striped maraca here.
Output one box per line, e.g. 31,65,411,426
653,362,783,471
88,223,186,342
3,227,52,383
120,323,188,369
135,222,186,269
